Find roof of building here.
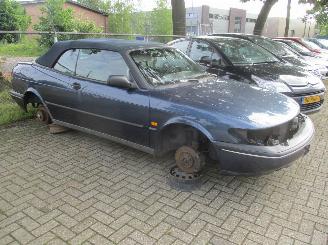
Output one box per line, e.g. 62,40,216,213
20,0,109,16
36,38,164,67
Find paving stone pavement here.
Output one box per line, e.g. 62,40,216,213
0,88,328,245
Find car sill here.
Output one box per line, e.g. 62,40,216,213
53,119,155,155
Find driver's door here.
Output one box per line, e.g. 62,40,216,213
72,49,150,146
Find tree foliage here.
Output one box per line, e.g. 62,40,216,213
77,0,109,13
150,0,172,35
34,0,102,47
108,0,134,34
241,0,278,35
300,0,328,34
0,0,31,43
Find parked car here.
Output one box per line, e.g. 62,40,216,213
308,38,328,50
274,39,328,71
10,39,314,175
168,36,326,113
275,37,328,60
210,33,326,78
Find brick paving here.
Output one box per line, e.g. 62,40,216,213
0,86,328,244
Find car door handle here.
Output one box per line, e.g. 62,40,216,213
72,82,81,90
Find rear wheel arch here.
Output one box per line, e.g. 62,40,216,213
23,89,53,121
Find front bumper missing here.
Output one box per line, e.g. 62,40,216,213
211,115,314,176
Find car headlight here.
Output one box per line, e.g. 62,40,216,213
252,75,292,93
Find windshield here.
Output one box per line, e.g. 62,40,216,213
303,39,321,50
130,48,205,87
213,38,279,65
249,36,287,57
317,39,328,48
284,41,312,54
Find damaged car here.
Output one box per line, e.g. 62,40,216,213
169,36,326,113
10,39,314,175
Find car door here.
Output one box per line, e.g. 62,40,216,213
37,49,81,125
72,49,150,147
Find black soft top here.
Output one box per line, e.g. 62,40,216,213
36,38,165,68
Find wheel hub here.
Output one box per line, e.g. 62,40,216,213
175,146,202,173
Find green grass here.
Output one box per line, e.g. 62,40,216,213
0,76,36,126
0,38,47,57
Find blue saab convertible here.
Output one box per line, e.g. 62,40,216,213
10,39,314,175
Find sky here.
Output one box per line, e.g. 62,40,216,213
138,0,313,19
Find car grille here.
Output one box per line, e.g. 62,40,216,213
301,100,324,112
291,90,325,97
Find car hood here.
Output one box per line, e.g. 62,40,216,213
235,62,321,87
151,78,300,129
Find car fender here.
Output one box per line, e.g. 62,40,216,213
160,116,214,142
24,87,54,120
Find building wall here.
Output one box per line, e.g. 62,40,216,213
22,2,108,33
185,5,316,38
262,17,316,37
228,8,246,33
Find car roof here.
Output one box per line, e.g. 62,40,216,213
36,38,164,68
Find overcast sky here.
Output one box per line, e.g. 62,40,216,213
138,0,313,19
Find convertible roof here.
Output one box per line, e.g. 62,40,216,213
36,38,164,68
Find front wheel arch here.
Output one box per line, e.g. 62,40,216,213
156,122,213,156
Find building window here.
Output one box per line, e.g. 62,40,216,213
246,18,257,23
234,16,242,33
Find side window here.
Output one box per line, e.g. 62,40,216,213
190,41,224,66
53,49,78,75
171,40,190,54
75,49,129,83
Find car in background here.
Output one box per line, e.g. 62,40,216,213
308,38,328,50
210,33,326,78
275,37,322,54
274,39,328,72
169,36,326,113
10,38,315,175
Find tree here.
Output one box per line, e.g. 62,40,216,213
108,0,134,34
284,0,292,36
151,0,172,36
171,0,186,36
241,0,278,35
300,0,328,34
0,0,31,43
34,0,101,47
77,0,109,13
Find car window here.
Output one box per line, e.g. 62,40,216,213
53,49,78,75
75,49,129,83
190,40,222,64
171,40,190,54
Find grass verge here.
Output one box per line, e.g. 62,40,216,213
0,73,36,126
0,38,47,57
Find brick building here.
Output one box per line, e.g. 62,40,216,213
20,0,109,33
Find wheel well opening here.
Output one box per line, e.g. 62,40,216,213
23,92,41,111
159,124,210,156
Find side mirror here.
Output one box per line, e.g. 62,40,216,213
107,75,135,89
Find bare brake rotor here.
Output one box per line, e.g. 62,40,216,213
175,146,205,173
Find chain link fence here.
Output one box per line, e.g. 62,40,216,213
0,30,184,45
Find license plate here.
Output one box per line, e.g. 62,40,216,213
302,95,321,104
